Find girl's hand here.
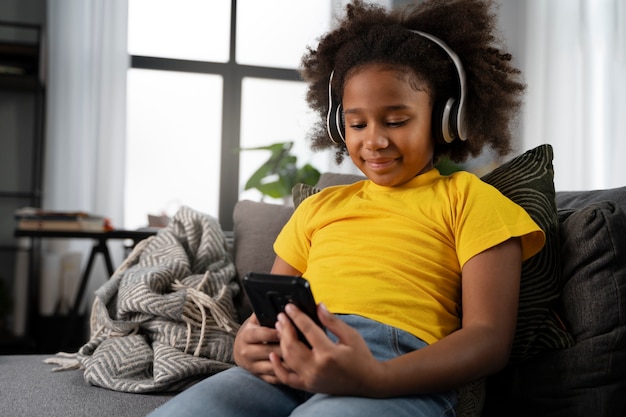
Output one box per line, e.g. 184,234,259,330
269,303,385,396
233,313,282,384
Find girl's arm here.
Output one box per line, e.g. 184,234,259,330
270,256,302,276
271,237,522,397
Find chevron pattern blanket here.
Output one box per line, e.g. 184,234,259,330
46,206,240,393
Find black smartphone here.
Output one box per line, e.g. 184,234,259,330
242,272,324,347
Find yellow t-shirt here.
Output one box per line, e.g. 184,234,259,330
273,169,545,344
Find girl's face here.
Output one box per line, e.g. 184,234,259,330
342,65,435,187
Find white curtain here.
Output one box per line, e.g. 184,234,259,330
44,0,128,312
520,0,626,191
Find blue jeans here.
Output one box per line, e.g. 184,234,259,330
148,315,457,417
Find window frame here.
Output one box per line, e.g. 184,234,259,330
129,0,301,231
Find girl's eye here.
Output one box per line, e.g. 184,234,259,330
387,120,408,127
346,118,408,130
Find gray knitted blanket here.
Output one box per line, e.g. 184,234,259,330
45,206,240,393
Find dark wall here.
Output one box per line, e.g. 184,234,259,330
0,0,46,24
0,0,47,348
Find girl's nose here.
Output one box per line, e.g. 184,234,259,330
364,126,389,150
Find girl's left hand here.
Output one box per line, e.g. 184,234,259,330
269,303,384,396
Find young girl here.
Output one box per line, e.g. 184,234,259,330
150,0,545,415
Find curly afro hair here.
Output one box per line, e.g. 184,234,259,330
300,0,525,164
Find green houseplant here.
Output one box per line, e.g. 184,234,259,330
240,141,321,202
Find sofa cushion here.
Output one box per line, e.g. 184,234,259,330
0,355,173,417
558,201,626,342
483,199,626,416
315,172,366,188
232,200,294,320
544,200,626,415
556,186,626,212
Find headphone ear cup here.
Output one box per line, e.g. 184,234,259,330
326,71,346,144
446,98,460,142
431,100,446,144
339,106,345,139
326,102,345,144
435,97,459,144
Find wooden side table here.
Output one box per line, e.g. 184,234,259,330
14,228,157,350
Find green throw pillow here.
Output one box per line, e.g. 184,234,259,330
481,144,573,361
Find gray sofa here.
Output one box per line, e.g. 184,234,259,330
2,146,625,417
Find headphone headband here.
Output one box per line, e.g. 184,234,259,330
326,29,468,144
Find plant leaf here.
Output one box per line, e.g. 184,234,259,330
243,142,293,191
295,163,321,186
239,141,320,198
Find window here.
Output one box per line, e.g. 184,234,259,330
128,0,231,62
125,69,223,228
126,0,391,230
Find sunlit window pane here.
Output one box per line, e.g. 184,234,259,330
236,0,331,68
128,0,231,62
239,77,335,203
125,69,223,229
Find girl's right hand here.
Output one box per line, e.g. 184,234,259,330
233,313,282,384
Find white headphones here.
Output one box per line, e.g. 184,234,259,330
326,30,468,145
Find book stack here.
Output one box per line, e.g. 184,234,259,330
14,208,107,232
